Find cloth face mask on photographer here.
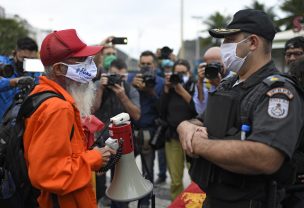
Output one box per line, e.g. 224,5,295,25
59,56,98,84
220,37,251,73
103,55,117,70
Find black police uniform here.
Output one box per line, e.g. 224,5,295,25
190,61,304,208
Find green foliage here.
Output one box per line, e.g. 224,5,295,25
279,0,304,30
204,12,231,30
0,18,29,55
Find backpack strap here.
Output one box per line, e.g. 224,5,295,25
19,91,65,119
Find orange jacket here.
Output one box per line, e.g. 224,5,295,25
23,76,103,208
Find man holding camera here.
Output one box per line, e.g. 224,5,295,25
0,37,41,121
130,50,164,207
194,47,234,114
159,59,197,200
177,9,304,208
93,58,140,208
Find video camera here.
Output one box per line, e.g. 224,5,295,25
205,62,222,80
169,72,183,85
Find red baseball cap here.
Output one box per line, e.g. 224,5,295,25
40,29,103,66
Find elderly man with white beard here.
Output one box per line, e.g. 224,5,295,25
22,29,116,208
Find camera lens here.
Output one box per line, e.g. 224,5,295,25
169,73,183,85
205,62,221,80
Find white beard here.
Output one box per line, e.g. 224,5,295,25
66,80,96,117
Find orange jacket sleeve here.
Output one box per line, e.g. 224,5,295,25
25,100,102,196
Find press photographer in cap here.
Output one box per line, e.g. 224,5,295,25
93,58,140,208
23,29,116,208
177,9,304,208
0,37,41,122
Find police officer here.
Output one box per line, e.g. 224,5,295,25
177,9,304,208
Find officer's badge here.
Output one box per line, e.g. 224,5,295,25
268,98,289,119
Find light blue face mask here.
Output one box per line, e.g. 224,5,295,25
61,56,97,83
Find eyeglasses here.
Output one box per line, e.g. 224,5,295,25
285,51,304,58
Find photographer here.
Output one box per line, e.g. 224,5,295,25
194,47,233,114
159,59,197,201
129,50,164,207
0,37,41,121
93,59,140,208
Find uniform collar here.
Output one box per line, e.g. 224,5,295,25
240,61,279,89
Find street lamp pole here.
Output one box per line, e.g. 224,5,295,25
180,0,184,59
192,16,204,63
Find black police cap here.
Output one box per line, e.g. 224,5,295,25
209,9,276,41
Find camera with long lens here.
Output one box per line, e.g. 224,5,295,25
142,71,156,88
106,74,123,86
169,72,183,85
0,64,14,78
205,62,222,80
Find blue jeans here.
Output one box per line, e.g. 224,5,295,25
157,148,167,180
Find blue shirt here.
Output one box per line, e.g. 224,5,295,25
0,56,41,121
128,73,164,128
193,71,235,114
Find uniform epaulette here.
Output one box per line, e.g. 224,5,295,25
263,75,286,87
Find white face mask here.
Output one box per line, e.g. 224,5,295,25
62,56,97,83
220,38,250,73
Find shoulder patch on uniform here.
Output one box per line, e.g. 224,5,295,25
268,98,289,119
266,87,294,99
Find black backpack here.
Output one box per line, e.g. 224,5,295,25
0,90,66,208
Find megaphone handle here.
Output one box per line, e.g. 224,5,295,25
137,191,155,208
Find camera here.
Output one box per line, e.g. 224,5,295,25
169,72,183,85
142,71,156,88
0,63,14,78
205,62,222,80
106,74,123,86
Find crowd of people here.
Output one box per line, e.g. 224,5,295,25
0,8,304,208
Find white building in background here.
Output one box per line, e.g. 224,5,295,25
0,6,5,18
272,29,304,72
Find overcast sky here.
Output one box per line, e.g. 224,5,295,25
1,0,282,58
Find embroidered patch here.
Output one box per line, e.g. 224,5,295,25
268,98,289,119
266,88,294,99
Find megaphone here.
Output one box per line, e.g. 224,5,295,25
106,113,153,202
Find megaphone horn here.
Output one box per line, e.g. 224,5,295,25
106,115,153,202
